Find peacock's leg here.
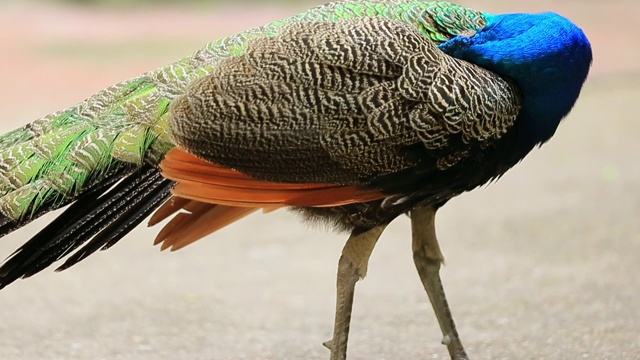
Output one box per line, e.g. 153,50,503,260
325,225,386,360
410,205,468,360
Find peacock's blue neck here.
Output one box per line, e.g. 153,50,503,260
514,75,587,155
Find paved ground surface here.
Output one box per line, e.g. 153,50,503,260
0,1,639,359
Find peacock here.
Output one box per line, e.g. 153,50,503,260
0,1,592,359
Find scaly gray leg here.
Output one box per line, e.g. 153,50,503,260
325,225,386,360
411,205,468,360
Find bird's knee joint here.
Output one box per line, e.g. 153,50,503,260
413,250,444,267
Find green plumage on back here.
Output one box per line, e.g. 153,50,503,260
0,0,484,222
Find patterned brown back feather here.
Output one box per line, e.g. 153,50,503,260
170,17,520,188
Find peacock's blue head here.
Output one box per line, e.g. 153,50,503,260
439,11,592,151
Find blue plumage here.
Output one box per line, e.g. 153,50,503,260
441,12,592,154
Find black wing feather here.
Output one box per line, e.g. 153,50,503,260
0,165,131,239
56,172,173,271
0,164,173,289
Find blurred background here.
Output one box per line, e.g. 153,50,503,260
0,1,638,359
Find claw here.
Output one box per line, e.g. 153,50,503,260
323,339,333,350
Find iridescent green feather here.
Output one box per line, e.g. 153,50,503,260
0,0,486,221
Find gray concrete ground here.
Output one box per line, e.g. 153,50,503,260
0,1,638,359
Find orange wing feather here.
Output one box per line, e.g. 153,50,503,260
149,148,385,250
160,148,384,207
